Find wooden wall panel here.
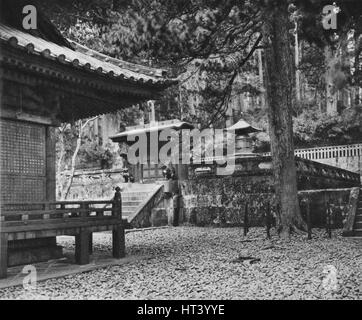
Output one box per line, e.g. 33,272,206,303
0,119,46,204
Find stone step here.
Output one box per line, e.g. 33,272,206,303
355,215,362,222
124,189,158,193
122,209,134,213
354,229,362,237
122,201,143,207
122,192,150,201
118,183,161,223
123,186,159,191
122,199,147,203
354,225,362,231
123,190,156,194
122,207,136,211
122,213,134,217
122,207,141,212
122,209,135,213
123,191,152,195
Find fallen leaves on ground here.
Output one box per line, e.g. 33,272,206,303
0,227,361,300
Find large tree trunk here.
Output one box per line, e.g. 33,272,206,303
353,28,362,105
257,49,266,109
262,3,306,238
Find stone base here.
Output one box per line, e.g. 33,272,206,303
8,237,63,267
8,246,63,267
151,208,168,227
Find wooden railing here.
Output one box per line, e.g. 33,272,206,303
263,143,362,160
0,199,125,279
1,200,115,221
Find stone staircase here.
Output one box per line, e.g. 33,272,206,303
353,190,362,237
121,183,163,227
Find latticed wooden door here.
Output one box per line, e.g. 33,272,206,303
0,119,46,204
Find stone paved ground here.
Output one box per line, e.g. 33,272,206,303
0,227,361,300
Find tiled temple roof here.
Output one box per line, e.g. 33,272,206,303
0,23,175,87
110,119,195,142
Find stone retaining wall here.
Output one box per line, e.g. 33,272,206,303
180,180,353,228
180,155,359,228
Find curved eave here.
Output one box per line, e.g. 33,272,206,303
110,122,195,143
0,24,178,90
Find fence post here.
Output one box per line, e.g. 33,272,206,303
172,194,181,227
326,202,332,238
266,201,271,239
89,233,93,255
306,197,312,240
244,202,249,236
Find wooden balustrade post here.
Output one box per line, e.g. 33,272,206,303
112,189,122,218
81,202,94,254
112,225,125,259
75,229,90,265
244,203,249,236
112,195,125,259
81,203,89,218
0,233,8,279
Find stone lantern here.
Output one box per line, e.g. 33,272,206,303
226,119,261,156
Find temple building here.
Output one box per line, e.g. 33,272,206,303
0,0,175,273
110,119,194,182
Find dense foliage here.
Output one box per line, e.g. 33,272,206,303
38,0,361,141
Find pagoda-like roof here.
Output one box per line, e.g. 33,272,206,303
110,119,194,143
226,119,261,135
0,12,177,122
0,23,174,87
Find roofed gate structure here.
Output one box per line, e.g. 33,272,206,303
111,119,194,182
0,0,175,277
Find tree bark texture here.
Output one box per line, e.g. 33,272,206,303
262,3,306,238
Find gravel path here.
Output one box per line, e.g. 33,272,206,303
0,227,361,300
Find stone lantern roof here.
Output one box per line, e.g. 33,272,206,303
226,119,261,135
